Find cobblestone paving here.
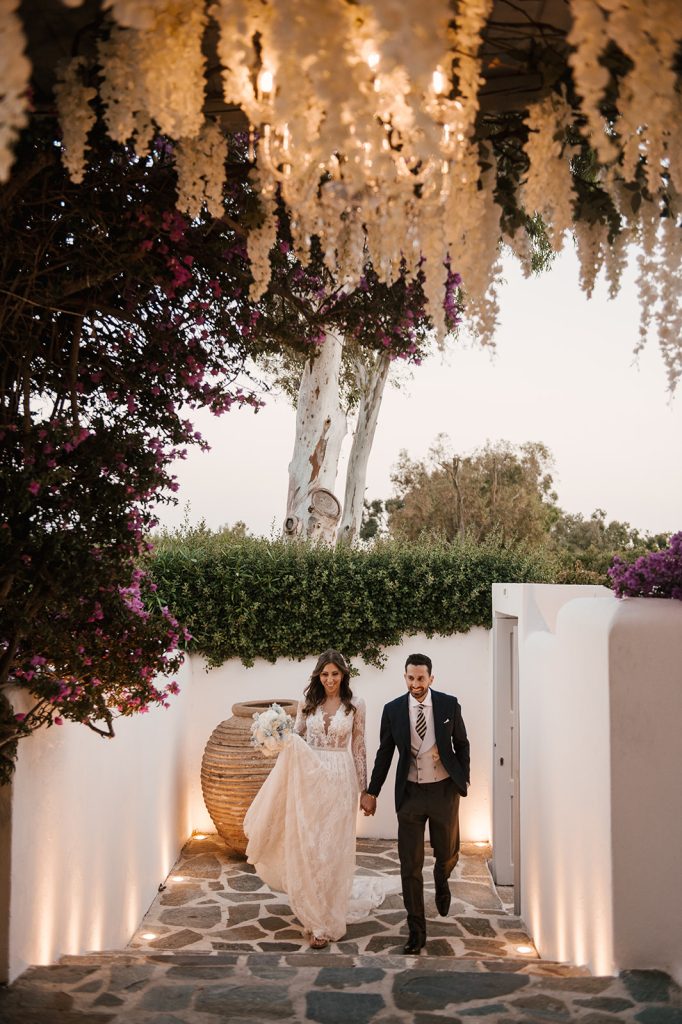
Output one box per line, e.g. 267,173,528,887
2,835,680,1023
128,836,541,960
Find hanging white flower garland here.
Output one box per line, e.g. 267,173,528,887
2,0,681,383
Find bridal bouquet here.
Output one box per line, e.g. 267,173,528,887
250,703,294,757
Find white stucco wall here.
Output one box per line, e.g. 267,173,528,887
608,598,682,981
187,629,492,844
492,584,682,983
7,657,194,983
521,596,616,975
6,628,490,982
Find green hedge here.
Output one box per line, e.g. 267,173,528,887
149,532,565,668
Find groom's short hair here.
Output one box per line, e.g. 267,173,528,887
405,653,432,675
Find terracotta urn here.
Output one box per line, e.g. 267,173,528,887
200,698,298,856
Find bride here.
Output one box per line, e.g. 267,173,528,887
244,649,371,949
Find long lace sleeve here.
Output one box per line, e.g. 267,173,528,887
351,697,368,792
293,701,306,738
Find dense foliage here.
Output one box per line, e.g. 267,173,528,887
0,125,263,782
362,438,670,584
549,509,671,581
149,528,561,670
383,439,560,547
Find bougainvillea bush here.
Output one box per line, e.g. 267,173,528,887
609,532,682,600
0,124,266,783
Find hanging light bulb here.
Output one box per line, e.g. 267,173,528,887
257,68,274,97
432,68,446,95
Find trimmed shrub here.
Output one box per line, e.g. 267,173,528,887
150,531,560,667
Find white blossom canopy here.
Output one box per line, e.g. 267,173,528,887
2,0,681,385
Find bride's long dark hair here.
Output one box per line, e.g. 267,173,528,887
302,649,355,717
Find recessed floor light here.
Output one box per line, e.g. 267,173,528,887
141,932,157,941
515,944,534,955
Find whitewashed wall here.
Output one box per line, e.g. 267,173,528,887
187,629,492,844
6,628,491,982
7,657,194,983
521,595,616,974
493,585,682,984
608,598,682,983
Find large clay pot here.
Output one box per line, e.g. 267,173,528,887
200,699,298,856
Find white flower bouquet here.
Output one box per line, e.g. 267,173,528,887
250,702,294,757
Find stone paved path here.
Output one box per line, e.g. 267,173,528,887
1,950,680,1023
127,837,541,960
1,835,680,1023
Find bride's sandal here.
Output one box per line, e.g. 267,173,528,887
309,934,329,949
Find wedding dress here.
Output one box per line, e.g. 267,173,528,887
244,697,396,940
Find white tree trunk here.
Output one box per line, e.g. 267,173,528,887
338,351,392,545
284,332,346,544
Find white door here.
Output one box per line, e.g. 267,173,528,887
492,613,520,914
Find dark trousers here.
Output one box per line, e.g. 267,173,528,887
397,778,461,940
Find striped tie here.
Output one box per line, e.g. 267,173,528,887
416,705,427,742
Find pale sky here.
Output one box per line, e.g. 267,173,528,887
156,246,682,538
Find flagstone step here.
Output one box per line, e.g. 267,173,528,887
1,949,679,1024
58,947,591,976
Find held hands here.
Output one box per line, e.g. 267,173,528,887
360,792,377,816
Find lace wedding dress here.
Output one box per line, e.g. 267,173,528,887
244,697,396,940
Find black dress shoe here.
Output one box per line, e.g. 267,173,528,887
435,885,451,917
403,932,426,954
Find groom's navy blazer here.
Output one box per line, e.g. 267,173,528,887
367,689,470,811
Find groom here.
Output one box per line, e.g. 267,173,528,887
360,653,470,954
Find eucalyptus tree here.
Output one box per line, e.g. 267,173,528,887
249,228,463,545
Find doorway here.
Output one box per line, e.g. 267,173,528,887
492,613,520,915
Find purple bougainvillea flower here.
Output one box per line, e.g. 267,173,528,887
608,532,682,599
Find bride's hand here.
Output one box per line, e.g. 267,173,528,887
360,792,376,816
